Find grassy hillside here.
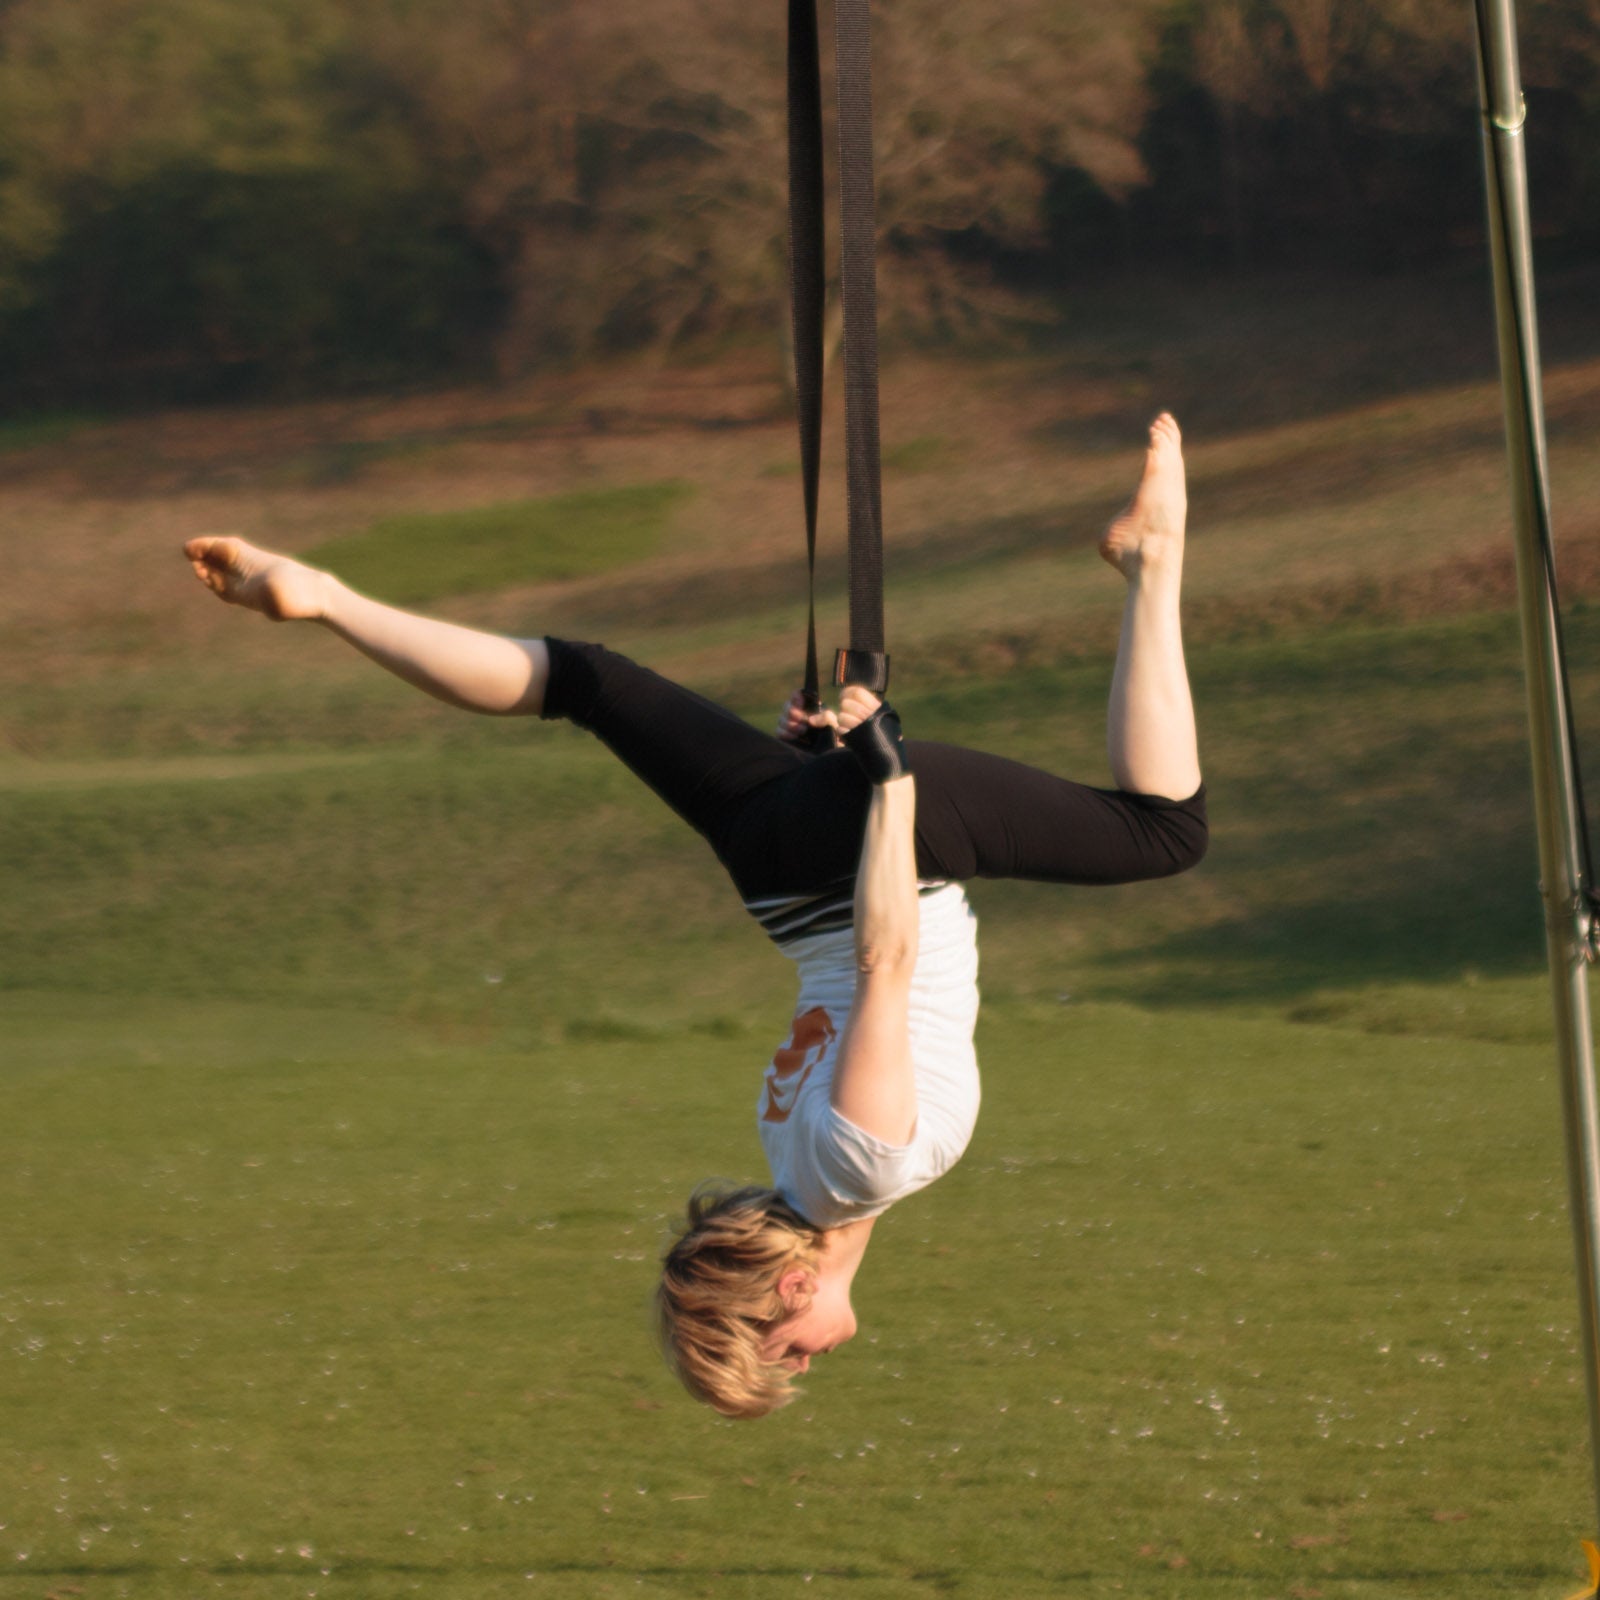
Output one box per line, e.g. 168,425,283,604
6,268,1600,1595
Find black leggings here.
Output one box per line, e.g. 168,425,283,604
541,639,1207,902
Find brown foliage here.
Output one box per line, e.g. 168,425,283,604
2,0,1600,397
355,0,1163,370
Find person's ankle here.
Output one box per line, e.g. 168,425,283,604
304,568,339,624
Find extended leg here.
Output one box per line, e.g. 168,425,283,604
185,538,841,897
1099,414,1202,801
185,536,550,714
540,640,805,859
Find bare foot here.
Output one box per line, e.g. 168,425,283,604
1099,413,1187,582
183,536,328,621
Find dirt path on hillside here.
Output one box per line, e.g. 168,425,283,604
7,349,1600,709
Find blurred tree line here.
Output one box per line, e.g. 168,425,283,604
0,0,1596,408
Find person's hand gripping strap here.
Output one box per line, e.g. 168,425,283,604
843,702,910,784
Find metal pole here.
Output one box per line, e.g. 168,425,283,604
1473,0,1600,1547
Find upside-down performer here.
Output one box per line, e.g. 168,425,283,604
184,413,1205,1419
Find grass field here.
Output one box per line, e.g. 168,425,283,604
8,267,1600,1597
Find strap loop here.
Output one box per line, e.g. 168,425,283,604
833,648,890,694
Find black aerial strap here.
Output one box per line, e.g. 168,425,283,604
832,0,889,693
788,0,890,706
788,0,826,715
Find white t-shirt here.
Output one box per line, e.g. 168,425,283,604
754,882,981,1229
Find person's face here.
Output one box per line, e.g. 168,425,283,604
760,1268,858,1373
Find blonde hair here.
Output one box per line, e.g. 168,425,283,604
656,1183,822,1419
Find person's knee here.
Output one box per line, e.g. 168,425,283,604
1160,799,1209,875
1134,789,1208,877
1171,813,1208,874
539,638,613,727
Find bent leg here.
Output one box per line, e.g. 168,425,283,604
884,415,1206,888
908,742,1206,885
718,736,1206,902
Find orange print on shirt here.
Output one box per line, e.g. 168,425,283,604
761,1006,837,1124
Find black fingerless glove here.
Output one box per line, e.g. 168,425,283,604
843,702,911,784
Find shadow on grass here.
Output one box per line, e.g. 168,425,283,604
1074,776,1556,1015
547,499,1099,639
1100,883,1547,1010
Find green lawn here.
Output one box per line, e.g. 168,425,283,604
7,306,1600,1594
300,482,695,606
5,607,1600,1596
1,992,1589,1598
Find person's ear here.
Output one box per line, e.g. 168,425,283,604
776,1268,817,1311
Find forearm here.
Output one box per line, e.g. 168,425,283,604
315,575,549,715
831,775,919,1142
853,774,919,974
